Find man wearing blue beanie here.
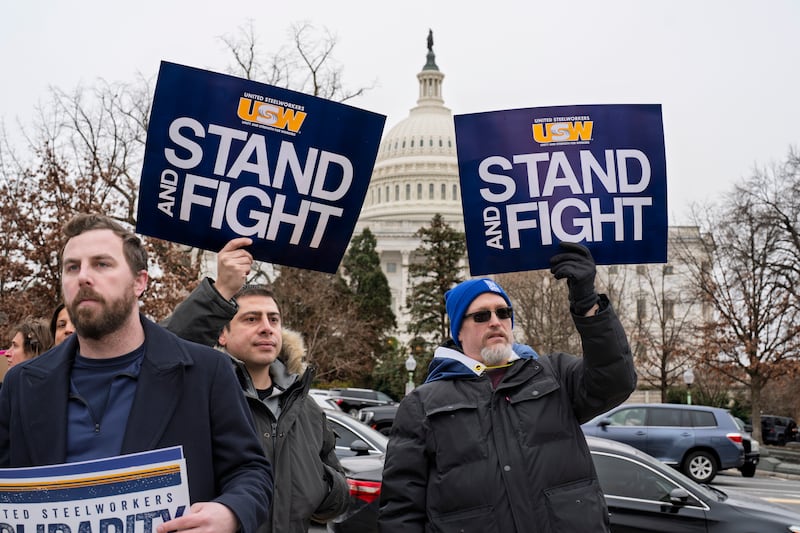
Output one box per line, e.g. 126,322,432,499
380,242,637,533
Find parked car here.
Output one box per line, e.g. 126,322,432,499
581,403,745,483
325,429,800,533
323,410,387,533
309,389,345,412
733,416,760,477
323,387,396,416
590,436,800,532
761,414,799,446
358,404,399,436
325,408,388,458
328,453,383,533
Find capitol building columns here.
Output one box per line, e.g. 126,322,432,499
355,32,463,342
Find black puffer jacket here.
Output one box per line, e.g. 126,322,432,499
379,297,636,533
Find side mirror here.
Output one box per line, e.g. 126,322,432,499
669,488,690,506
350,439,372,456
598,418,612,428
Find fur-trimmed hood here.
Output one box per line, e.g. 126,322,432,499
279,328,307,376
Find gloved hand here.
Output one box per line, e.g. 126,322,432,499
549,242,599,315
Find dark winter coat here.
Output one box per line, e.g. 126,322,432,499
229,339,349,533
0,316,273,533
378,296,637,533
163,278,349,532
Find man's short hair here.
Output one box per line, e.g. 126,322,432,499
223,285,281,331
61,214,148,275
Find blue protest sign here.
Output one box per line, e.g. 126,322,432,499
136,62,386,273
454,104,667,275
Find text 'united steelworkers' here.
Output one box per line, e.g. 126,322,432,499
479,114,654,250
0,492,184,533
156,92,351,249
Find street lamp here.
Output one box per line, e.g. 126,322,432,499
683,367,695,405
405,353,417,395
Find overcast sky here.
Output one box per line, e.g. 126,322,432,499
2,0,797,225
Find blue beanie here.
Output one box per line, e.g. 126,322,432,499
445,278,513,347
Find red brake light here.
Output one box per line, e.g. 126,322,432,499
726,432,743,444
347,478,381,504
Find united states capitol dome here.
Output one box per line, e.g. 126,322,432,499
357,34,463,226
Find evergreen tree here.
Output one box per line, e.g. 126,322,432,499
367,336,408,400
342,227,396,335
406,214,466,345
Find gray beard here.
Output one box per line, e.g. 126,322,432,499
481,343,514,366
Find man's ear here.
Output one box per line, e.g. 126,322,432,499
218,329,227,347
134,270,148,298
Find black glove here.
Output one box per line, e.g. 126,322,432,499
549,242,599,315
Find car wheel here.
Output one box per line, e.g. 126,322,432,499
739,462,757,478
682,450,717,484
777,434,786,446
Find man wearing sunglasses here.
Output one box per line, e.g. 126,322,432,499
379,242,636,533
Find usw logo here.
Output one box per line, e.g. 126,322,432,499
532,121,593,143
237,98,307,133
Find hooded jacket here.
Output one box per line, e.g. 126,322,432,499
379,296,637,533
162,279,348,532
226,330,349,533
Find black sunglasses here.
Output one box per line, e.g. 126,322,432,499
464,306,513,323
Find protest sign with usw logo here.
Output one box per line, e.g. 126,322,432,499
136,61,386,274
454,104,667,274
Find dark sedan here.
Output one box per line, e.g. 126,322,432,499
328,453,383,533
588,436,800,532
324,409,386,533
325,408,388,458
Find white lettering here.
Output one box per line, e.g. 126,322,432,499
617,149,651,193
483,207,503,249
207,124,248,177
165,118,205,169
478,156,515,202
158,169,179,217
312,151,353,201
487,197,655,248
